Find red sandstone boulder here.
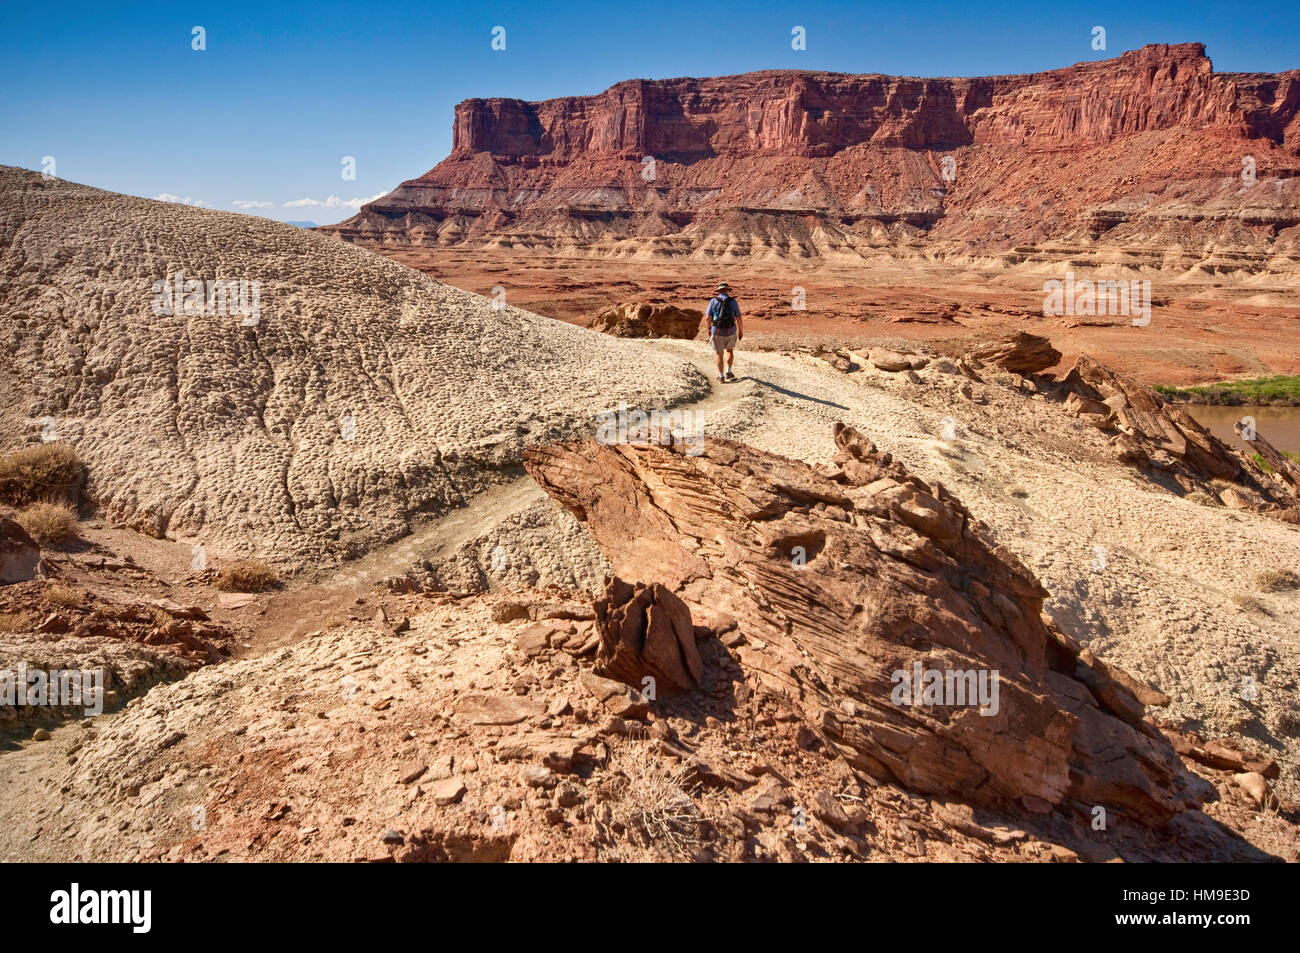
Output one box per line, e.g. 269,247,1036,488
593,576,702,695
966,332,1062,375
588,302,703,340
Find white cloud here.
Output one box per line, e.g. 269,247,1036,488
283,192,386,210
231,200,273,210
156,193,209,208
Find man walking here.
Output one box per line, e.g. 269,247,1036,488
706,282,743,382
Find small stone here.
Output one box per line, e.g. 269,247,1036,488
32,728,51,741
809,790,852,831
381,829,404,845
524,765,555,788
555,783,583,808
491,601,530,623
427,755,454,781
1234,771,1275,808
1021,795,1053,815
601,716,627,736
515,623,554,658
398,761,427,785
432,778,467,806
394,616,411,633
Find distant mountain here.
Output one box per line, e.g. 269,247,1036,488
284,220,317,228
321,43,1300,278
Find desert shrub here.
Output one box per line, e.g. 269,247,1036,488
1271,710,1300,738
0,611,32,633
1230,593,1270,616
43,583,86,608
1185,491,1217,507
1007,486,1029,499
213,559,280,592
600,739,706,861
1249,453,1275,475
16,501,79,544
1156,376,1300,406
0,444,84,507
1255,569,1300,593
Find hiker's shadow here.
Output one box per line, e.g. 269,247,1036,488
742,376,849,410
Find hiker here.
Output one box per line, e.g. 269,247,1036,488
706,282,743,382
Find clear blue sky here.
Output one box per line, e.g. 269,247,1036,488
2,1,1296,225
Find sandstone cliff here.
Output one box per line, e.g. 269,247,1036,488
323,44,1300,274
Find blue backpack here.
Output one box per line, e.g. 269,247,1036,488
709,295,738,332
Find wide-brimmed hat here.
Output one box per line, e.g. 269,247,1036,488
715,282,730,292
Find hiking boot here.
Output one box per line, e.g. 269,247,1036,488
718,373,727,383
725,370,737,381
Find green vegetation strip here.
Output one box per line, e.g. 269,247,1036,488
1156,375,1300,406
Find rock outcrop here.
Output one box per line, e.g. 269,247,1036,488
524,424,1213,823
588,302,702,339
1237,421,1300,496
0,517,40,584
967,332,1062,376
1053,354,1300,519
322,44,1300,276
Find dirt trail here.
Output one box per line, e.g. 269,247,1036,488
297,341,756,598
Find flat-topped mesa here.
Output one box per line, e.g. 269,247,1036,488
322,43,1300,267
449,44,1294,163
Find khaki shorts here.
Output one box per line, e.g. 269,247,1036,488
711,331,738,353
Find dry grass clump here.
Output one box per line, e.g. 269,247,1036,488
1230,592,1271,616
1255,569,1300,593
1270,709,1300,739
598,739,707,861
0,444,84,507
16,502,79,544
43,583,86,608
213,559,280,592
0,611,32,633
